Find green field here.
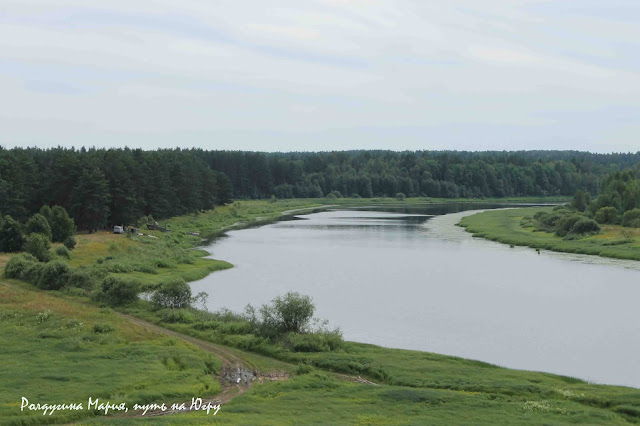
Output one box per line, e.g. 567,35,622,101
2,198,640,424
459,206,640,261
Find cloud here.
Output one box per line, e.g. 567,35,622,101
0,0,639,152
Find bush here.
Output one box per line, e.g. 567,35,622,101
0,215,25,252
55,245,71,259
328,190,343,198
63,236,77,250
37,260,70,290
22,262,45,284
67,269,98,291
622,208,640,227
594,207,618,224
24,233,52,262
159,308,196,323
151,279,192,309
97,277,141,306
3,253,38,279
259,292,315,334
395,192,406,200
283,331,344,352
93,323,114,334
25,214,52,241
570,218,600,235
48,206,75,242
555,215,582,237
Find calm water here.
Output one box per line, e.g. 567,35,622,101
191,203,640,388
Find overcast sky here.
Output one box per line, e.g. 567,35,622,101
1,1,639,152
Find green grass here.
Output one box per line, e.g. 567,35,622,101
0,279,222,425
460,207,640,261
4,198,640,425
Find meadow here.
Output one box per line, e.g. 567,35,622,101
2,198,640,424
459,206,640,261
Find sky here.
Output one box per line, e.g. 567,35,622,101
1,0,639,153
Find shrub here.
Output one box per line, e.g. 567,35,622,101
37,260,70,290
328,190,343,198
97,277,141,306
0,215,25,252
67,269,98,291
555,215,582,237
571,190,591,212
48,206,75,242
22,262,45,284
395,192,406,200
93,323,114,334
622,208,640,227
594,207,618,224
159,309,196,323
55,245,71,259
151,279,192,309
570,218,600,235
283,331,344,352
25,214,52,241
3,253,38,279
259,292,315,334
63,236,77,250
24,233,52,262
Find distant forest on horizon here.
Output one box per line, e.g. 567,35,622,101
2,146,640,229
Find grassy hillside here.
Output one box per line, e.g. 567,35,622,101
2,198,640,424
460,207,640,261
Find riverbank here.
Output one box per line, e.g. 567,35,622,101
3,197,640,424
459,207,640,261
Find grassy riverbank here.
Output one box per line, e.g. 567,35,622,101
3,198,640,424
460,206,640,261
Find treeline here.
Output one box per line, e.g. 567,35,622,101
0,147,232,230
199,150,637,199
2,147,640,230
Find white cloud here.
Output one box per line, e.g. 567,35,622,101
0,0,639,152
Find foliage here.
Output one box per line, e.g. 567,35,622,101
622,208,640,228
3,253,39,279
0,215,25,252
37,260,71,290
571,190,590,212
23,233,52,262
25,213,52,240
151,279,192,309
594,207,618,224
96,276,141,306
395,192,406,200
571,218,600,235
66,269,98,291
55,245,71,259
257,292,315,335
63,235,77,250
48,206,75,242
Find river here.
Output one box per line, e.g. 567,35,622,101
190,203,640,388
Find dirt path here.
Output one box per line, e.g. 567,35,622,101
117,314,289,417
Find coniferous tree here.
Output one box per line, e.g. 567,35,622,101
71,167,111,232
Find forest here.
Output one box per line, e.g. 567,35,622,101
2,146,640,229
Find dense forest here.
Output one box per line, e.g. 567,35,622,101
2,147,640,229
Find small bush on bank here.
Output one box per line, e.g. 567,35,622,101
570,218,600,236
555,215,582,237
25,213,52,241
283,331,344,352
96,276,141,307
622,208,640,227
63,236,77,250
55,245,71,259
159,308,197,324
67,269,98,291
37,261,70,290
3,253,38,279
594,206,618,224
0,215,25,252
151,279,192,309
395,192,406,200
